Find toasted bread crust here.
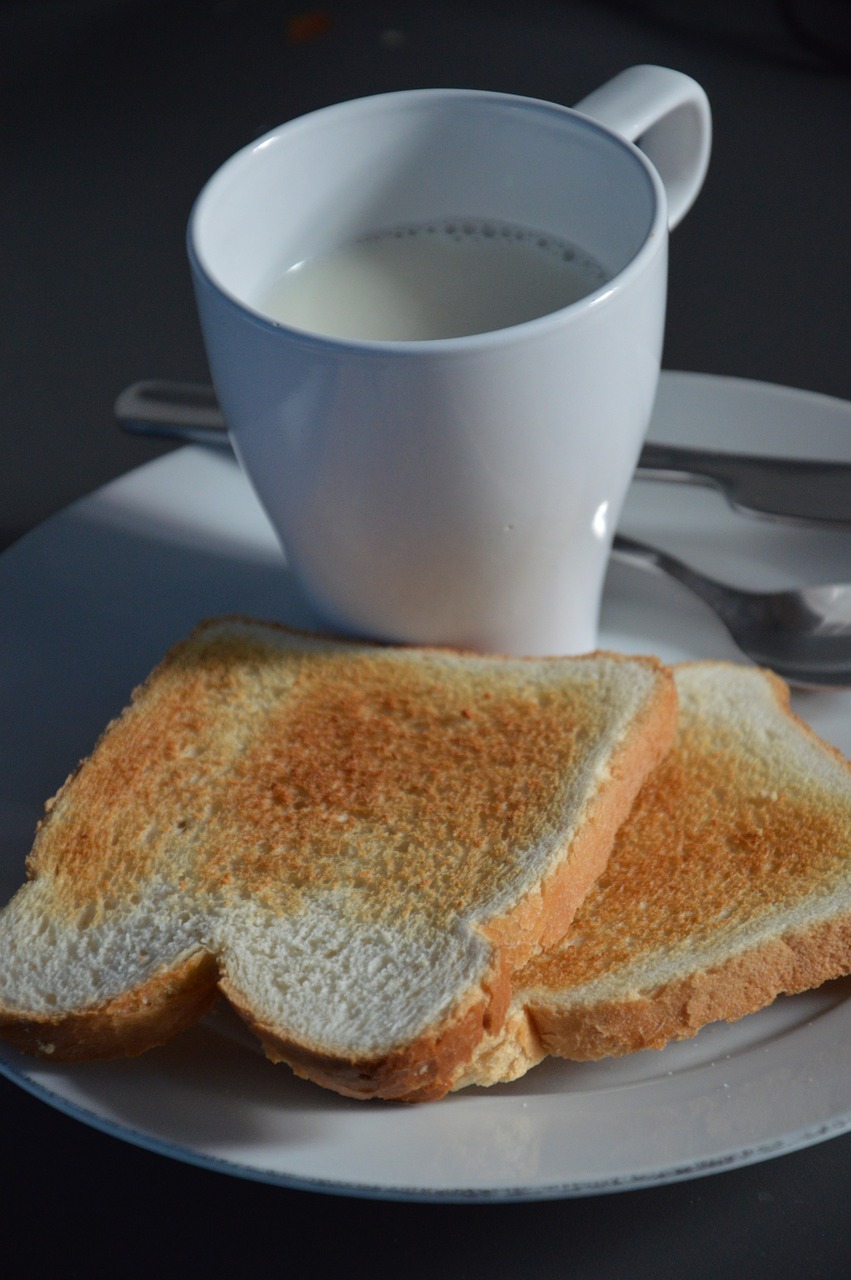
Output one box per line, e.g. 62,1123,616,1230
227,972,504,1102
0,950,219,1062
530,912,851,1060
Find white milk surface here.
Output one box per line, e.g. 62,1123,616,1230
257,219,609,341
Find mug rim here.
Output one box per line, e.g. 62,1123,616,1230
187,86,669,354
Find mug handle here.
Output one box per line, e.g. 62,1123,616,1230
573,65,711,230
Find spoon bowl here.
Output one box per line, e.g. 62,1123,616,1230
612,534,851,688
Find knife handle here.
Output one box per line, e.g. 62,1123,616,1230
114,380,229,448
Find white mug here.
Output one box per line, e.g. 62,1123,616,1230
188,66,711,654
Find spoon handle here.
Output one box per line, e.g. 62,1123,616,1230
611,533,736,620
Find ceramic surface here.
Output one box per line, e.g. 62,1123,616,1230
188,69,710,654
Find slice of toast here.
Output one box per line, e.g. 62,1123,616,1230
0,618,676,1101
463,662,851,1088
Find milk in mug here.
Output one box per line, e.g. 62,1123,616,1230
256,219,610,341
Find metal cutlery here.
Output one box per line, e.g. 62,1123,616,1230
611,534,851,688
115,380,227,448
637,440,851,528
114,379,851,686
115,379,851,528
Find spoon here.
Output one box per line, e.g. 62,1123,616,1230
612,534,851,689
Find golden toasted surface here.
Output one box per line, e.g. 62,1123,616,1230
27,627,283,911
206,654,628,928
32,622,667,933
515,664,851,995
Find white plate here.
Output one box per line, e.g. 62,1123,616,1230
2,371,851,1202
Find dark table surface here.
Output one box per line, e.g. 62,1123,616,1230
3,2,851,1276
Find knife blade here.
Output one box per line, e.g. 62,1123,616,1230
637,441,851,528
114,380,851,528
